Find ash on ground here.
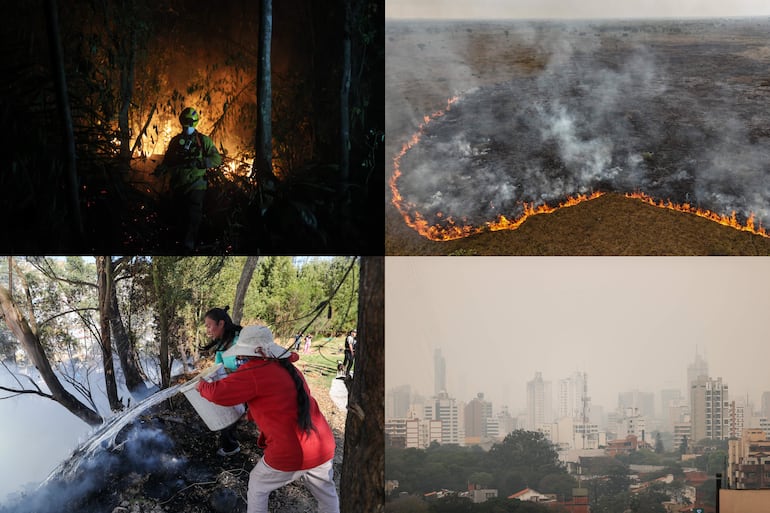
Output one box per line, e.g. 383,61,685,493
1,379,346,513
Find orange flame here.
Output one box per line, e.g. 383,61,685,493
390,95,605,241
391,94,770,242
625,191,769,238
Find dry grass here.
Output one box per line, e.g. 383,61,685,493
386,193,770,255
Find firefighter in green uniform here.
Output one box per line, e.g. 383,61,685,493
155,107,222,251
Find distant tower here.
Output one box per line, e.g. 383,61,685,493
687,348,709,389
558,371,587,420
762,391,770,419
434,348,446,395
527,372,553,430
582,373,591,449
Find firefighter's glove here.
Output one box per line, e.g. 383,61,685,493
197,157,214,169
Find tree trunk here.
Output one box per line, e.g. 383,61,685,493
110,262,145,396
0,285,102,426
253,0,275,185
152,258,172,389
232,256,259,325
341,256,384,512
118,29,137,172
97,256,122,411
44,0,83,240
340,0,352,185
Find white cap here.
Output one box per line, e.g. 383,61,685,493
221,325,292,360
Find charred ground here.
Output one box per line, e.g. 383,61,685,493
386,18,770,254
1,371,347,513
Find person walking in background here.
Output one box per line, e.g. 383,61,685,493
201,306,243,456
197,326,339,513
303,334,312,354
343,329,356,378
293,333,303,351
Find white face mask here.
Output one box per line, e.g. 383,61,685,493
183,126,195,135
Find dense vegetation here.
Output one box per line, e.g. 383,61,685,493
386,429,723,513
0,256,359,416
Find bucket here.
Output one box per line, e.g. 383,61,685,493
180,364,245,431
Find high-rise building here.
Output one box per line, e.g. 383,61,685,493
728,400,746,439
496,406,517,440
690,376,729,442
527,372,553,430
673,421,692,452
762,391,770,419
386,385,411,419
660,389,685,433
464,392,493,439
687,350,709,389
558,372,588,420
434,348,446,395
425,391,464,445
618,390,655,419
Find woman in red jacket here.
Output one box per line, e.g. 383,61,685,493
197,325,339,513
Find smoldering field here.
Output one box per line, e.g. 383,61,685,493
388,18,770,236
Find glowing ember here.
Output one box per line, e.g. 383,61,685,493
391,94,770,242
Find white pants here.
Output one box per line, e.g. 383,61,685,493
247,457,339,513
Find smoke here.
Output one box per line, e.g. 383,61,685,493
393,19,770,232
0,425,183,513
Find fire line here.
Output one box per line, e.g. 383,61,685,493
390,96,770,242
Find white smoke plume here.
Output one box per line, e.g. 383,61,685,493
391,18,770,232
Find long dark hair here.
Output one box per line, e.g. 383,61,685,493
200,306,242,352
278,359,315,434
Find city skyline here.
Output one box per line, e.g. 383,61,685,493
386,257,770,418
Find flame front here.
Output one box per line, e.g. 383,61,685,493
389,95,605,242
391,95,770,242
625,191,769,238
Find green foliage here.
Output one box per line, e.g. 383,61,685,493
386,430,571,499
469,472,495,488
691,450,728,475
385,495,430,513
428,496,473,513
592,488,667,513
537,473,578,500
488,430,563,496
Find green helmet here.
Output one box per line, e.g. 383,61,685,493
179,107,199,128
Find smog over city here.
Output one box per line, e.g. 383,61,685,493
385,257,770,417
386,2,770,246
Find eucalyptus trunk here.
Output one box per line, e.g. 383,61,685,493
44,0,83,240
232,256,259,325
0,285,102,426
254,0,275,185
97,256,122,411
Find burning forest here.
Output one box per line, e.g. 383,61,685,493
387,19,770,252
2,0,384,254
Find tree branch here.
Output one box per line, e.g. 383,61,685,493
39,307,100,327
27,257,97,289
0,385,53,400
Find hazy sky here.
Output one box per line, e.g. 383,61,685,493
386,257,770,414
386,0,770,19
